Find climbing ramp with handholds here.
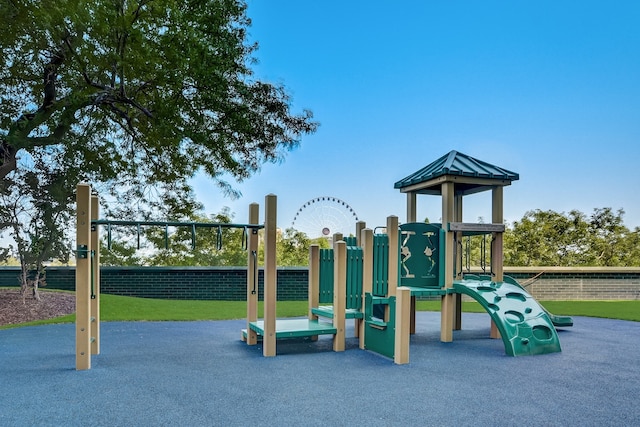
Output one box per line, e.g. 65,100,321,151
466,274,574,328
453,279,562,356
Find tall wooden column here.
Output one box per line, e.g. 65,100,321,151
75,183,92,370
246,203,260,345
406,192,417,223
453,194,463,331
333,240,346,352
441,182,455,342
490,186,504,339
263,195,277,356
394,286,411,364
90,193,100,355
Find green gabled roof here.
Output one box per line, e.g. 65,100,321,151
394,150,519,194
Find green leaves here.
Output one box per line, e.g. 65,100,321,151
1,0,317,193
504,208,639,267
1,0,318,294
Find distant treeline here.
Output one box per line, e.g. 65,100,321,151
94,207,640,268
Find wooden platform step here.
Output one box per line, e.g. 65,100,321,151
242,318,337,340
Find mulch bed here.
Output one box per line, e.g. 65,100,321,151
0,289,75,326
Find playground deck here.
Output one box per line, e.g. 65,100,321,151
244,318,337,339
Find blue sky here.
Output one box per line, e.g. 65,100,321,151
193,1,640,235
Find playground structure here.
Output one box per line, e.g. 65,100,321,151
75,150,572,369
74,183,265,370
241,150,571,362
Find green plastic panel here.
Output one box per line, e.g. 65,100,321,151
343,236,358,246
319,248,334,303
399,222,445,288
317,247,363,310
453,279,562,356
346,246,363,310
372,234,389,296
363,293,397,359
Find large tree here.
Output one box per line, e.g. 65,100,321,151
0,0,316,185
0,0,317,292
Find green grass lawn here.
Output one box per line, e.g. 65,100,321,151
2,292,639,330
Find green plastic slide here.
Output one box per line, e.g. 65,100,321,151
453,278,562,356
465,274,573,327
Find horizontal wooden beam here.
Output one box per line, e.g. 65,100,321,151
448,222,505,233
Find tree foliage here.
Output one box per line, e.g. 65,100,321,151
448,208,640,268
504,208,640,267
1,0,317,186
0,0,317,292
0,151,75,299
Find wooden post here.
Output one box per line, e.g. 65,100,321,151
246,202,259,345
90,194,100,355
441,182,455,342
333,240,346,352
394,287,411,364
75,183,92,370
359,228,373,349
490,186,504,339
263,195,277,356
333,232,343,245
355,221,366,246
406,192,417,223
453,194,463,331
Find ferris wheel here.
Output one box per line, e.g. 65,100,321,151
291,196,359,238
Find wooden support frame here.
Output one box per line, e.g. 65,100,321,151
90,194,100,355
394,287,411,364
75,183,92,370
440,182,455,343
490,186,504,339
246,203,260,345
355,221,366,246
333,240,347,352
76,183,269,368
263,194,277,357
406,192,417,223
453,194,463,331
